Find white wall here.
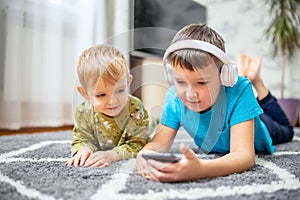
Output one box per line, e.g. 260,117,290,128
196,0,300,99
140,58,169,120
135,0,300,120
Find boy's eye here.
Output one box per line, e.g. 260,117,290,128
175,80,186,85
95,93,106,98
117,89,125,93
197,81,208,85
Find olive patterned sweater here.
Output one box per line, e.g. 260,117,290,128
71,95,152,160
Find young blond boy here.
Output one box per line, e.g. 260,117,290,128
66,44,151,167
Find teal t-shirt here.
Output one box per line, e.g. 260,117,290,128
160,76,275,154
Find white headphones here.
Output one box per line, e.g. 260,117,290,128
163,40,238,87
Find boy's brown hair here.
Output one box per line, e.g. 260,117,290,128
168,23,226,71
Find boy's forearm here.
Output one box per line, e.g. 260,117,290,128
139,141,171,154
197,152,255,179
139,127,176,153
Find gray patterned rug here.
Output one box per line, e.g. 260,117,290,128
0,128,299,200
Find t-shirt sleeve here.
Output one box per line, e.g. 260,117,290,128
229,79,263,126
159,87,181,130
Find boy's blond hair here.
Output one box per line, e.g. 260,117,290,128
77,44,129,92
168,23,225,72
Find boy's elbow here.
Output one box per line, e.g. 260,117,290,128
249,155,255,169
233,152,255,172
244,152,255,170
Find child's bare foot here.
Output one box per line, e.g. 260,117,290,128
238,55,268,100
246,56,262,83
237,54,251,77
237,54,268,100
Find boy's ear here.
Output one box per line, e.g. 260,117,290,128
127,74,133,87
77,86,90,100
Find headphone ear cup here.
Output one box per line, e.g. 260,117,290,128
220,64,238,87
164,62,174,85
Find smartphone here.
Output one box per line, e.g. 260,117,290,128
142,153,180,163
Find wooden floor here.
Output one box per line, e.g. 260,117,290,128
0,125,74,136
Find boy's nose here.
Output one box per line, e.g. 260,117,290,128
109,95,118,105
186,87,197,99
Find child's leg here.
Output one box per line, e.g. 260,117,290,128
258,92,294,145
238,54,294,144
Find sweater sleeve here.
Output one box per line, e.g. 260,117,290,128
70,102,99,156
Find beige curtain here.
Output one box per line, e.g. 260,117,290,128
0,0,131,130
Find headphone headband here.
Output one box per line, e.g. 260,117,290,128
162,40,238,87
163,40,233,66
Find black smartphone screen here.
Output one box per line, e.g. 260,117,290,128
142,153,180,163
